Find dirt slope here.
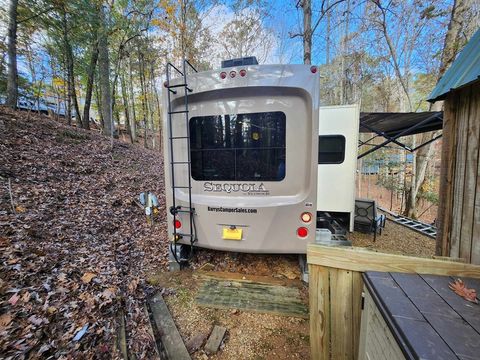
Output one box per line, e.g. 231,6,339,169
0,109,168,358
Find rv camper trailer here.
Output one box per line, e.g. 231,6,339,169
163,58,358,261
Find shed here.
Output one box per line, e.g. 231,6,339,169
428,28,480,264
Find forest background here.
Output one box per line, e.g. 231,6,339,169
1,0,480,218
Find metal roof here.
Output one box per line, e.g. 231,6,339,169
428,28,480,102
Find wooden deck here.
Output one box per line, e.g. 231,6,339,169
363,272,480,359
307,244,480,359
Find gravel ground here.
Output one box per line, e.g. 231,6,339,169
148,271,310,360
350,216,436,257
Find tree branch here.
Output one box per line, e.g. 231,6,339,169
311,0,347,35
18,6,56,24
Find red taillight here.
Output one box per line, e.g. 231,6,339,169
301,212,312,223
239,69,247,77
174,219,182,229
229,71,236,78
220,72,227,79
297,227,308,238
310,66,318,74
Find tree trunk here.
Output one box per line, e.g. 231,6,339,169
439,0,468,76
94,75,104,129
128,56,137,142
98,5,113,137
62,8,82,127
120,67,133,143
302,0,312,65
82,42,98,130
405,0,468,220
326,0,331,65
63,53,72,126
150,61,162,151
138,50,148,148
6,0,18,108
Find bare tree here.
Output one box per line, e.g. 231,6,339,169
98,5,113,137
82,42,99,130
6,0,18,108
291,0,346,64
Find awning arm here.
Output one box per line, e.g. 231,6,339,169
358,134,380,146
411,133,443,152
359,122,413,151
357,113,441,159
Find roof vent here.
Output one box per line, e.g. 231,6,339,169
221,56,258,68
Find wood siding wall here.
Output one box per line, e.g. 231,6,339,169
437,81,480,264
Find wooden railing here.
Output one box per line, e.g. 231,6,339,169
307,245,480,360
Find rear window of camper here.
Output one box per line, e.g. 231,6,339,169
318,135,345,164
190,112,286,181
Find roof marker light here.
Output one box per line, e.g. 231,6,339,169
310,66,318,74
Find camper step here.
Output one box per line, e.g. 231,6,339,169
167,83,188,88
175,209,195,214
168,110,189,114
174,233,194,238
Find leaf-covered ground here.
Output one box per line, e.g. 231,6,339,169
0,109,168,359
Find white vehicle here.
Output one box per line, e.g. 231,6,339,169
162,58,358,262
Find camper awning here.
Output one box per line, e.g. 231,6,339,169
358,111,443,159
359,111,443,137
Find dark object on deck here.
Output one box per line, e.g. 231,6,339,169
354,199,386,242
362,271,480,359
204,325,227,355
221,56,259,68
148,293,191,360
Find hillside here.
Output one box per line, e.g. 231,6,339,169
0,109,167,358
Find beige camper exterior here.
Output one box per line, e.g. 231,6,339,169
163,64,320,253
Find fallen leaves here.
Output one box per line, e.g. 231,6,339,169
449,279,479,304
0,313,13,329
8,293,19,306
0,109,169,358
28,315,47,326
81,272,96,284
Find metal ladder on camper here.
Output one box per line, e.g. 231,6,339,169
165,59,198,264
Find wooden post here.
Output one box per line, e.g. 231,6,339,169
436,92,457,256
307,245,480,360
308,264,330,359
